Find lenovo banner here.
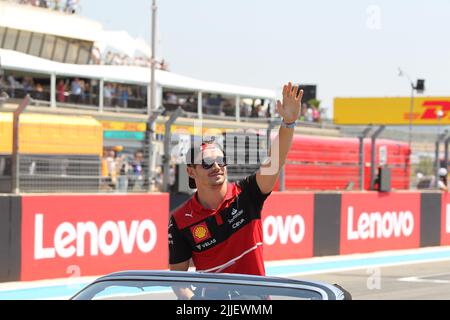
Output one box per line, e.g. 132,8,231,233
340,193,421,255
441,193,450,246
261,193,314,261
21,194,169,281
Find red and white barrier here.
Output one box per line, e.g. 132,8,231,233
340,193,421,254
21,194,169,281
262,193,314,261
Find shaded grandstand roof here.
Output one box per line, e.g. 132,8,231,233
0,1,102,42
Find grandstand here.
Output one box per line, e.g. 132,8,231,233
0,0,419,195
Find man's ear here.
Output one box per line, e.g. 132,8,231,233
186,166,196,179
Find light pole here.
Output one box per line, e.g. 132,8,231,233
150,0,157,114
437,110,444,137
146,0,158,191
398,68,415,150
398,69,425,151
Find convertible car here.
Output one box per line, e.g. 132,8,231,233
70,270,352,300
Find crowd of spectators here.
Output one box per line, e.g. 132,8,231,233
0,74,50,101
1,74,148,109
416,168,449,191
96,50,169,70
11,0,80,14
299,102,322,123
162,92,272,119
56,78,99,105
101,147,146,193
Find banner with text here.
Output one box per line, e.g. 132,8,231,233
21,194,169,281
340,192,421,254
334,97,450,125
261,193,314,261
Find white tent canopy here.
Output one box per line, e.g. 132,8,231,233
95,31,152,58
0,49,275,99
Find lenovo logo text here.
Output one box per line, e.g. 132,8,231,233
347,206,414,240
263,215,305,245
34,214,157,260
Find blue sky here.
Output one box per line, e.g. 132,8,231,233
81,0,450,117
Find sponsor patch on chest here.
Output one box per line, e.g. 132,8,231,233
190,222,212,244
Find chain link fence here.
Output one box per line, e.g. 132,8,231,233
340,125,447,190
3,109,446,194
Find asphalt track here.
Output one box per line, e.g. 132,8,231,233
1,246,450,300
292,260,450,300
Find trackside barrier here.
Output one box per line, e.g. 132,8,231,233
263,192,443,260
20,193,169,281
0,191,448,282
440,193,450,246
422,193,441,247
261,193,314,261
340,192,421,254
0,195,21,282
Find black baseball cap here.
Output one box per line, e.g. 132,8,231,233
186,140,225,189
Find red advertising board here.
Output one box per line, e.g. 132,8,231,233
340,192,421,255
261,192,314,261
21,194,169,281
441,193,450,246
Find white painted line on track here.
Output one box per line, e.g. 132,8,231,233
398,272,450,284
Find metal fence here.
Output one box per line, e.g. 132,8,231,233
340,125,447,190
2,97,446,193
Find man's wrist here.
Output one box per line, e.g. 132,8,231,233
281,119,297,128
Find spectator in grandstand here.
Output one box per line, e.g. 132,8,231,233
57,79,66,102
239,101,251,118
70,78,82,103
163,92,179,112
415,171,425,189
54,0,63,11
79,79,86,103
153,166,163,192
105,51,114,65
169,82,304,300
0,75,5,93
299,102,307,121
312,106,320,122
425,168,448,191
129,150,145,191
104,83,113,107
119,86,131,108
22,76,34,95
266,103,272,118
65,0,78,14
33,83,45,100
437,168,448,191
7,75,16,98
38,0,48,8
105,148,117,189
251,104,261,118
305,106,314,122
85,81,93,104
115,151,130,193
221,99,234,117
166,92,178,104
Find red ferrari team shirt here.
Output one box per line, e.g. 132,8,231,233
169,174,270,276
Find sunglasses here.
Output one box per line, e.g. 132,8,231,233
200,156,227,170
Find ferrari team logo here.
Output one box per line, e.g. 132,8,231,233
191,222,211,244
